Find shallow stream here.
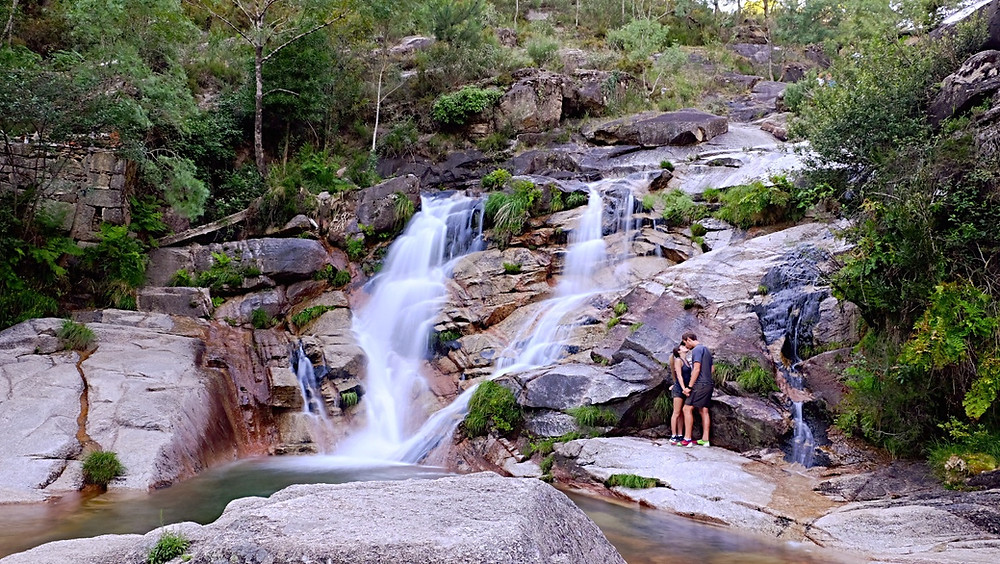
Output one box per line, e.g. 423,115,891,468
0,458,850,563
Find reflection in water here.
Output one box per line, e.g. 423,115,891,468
1,460,852,563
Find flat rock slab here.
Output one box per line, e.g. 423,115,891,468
583,110,729,147
3,473,626,564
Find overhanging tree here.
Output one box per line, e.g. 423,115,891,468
183,0,350,175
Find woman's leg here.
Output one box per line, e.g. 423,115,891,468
683,404,694,440
671,397,684,436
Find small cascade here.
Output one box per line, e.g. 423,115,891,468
290,343,327,418
335,194,484,460
752,247,831,467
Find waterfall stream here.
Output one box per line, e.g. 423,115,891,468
334,194,484,460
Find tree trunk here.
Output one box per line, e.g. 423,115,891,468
371,63,384,153
254,44,266,176
4,0,19,45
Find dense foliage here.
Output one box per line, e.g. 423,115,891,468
793,19,1000,457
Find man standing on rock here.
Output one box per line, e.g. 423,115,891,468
681,332,713,447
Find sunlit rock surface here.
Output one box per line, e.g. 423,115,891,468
2,473,626,564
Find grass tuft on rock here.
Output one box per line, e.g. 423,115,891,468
566,405,618,427
82,450,124,487
148,530,190,564
464,381,521,437
57,319,95,351
605,473,658,489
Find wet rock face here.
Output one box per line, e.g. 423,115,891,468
5,473,626,564
583,110,729,147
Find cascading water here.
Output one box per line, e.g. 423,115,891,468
392,187,615,463
335,194,484,461
753,247,831,467
290,342,327,418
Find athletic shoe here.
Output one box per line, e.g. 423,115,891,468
681,439,695,447
669,436,680,445
697,440,711,447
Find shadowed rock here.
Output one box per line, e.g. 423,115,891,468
583,110,729,147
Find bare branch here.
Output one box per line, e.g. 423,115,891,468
230,0,254,25
263,88,300,97
183,0,253,46
261,13,345,64
260,0,282,20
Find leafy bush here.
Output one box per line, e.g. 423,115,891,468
145,155,209,221
928,422,1000,487
378,119,419,158
170,269,196,287
641,194,657,212
481,168,512,190
613,302,628,316
523,431,584,458
432,86,502,126
346,237,365,261
607,19,671,62
701,188,722,203
660,160,674,171
661,189,703,226
394,192,415,229
607,317,621,329
83,224,148,310
194,252,257,293
57,320,95,351
605,473,657,489
729,357,778,396
250,308,276,329
148,531,190,564
464,380,521,437
682,298,697,309
526,36,559,68
82,451,124,487
502,262,522,275
714,177,799,229
690,223,707,237
566,405,618,427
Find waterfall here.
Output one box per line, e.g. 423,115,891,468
753,247,829,467
291,343,327,418
335,194,484,460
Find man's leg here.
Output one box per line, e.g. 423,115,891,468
700,406,711,443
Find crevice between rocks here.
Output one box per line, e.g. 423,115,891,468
74,349,99,453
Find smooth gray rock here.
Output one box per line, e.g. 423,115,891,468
710,394,791,450
137,286,212,318
583,110,729,147
146,238,332,287
501,363,654,410
2,473,626,564
930,50,1000,125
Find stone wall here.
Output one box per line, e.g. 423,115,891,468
0,142,130,242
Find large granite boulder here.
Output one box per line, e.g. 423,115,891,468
929,50,1000,125
146,238,333,287
444,247,552,329
136,287,212,318
496,69,568,134
497,362,661,410
3,473,626,564
319,174,421,245
710,394,791,451
583,110,729,147
0,312,271,501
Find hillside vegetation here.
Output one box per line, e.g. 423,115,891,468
1,0,998,469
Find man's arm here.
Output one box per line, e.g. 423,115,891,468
688,362,701,388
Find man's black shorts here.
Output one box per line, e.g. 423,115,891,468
684,385,712,408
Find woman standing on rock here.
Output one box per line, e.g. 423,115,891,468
681,332,713,447
669,343,691,445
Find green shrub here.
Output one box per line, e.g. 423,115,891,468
331,269,351,288
148,531,190,564
629,322,644,333
377,119,419,158
484,180,542,246
290,306,335,328
641,194,657,211
82,451,124,487
193,252,260,293
731,358,778,396
346,238,365,261
539,453,554,474
690,223,707,237
464,380,522,437
701,188,722,203
502,262,522,274
661,189,704,226
607,317,621,329
340,390,359,408
565,192,588,209
432,86,502,126
170,269,196,287
682,298,697,309
613,302,628,316
481,168,513,190
548,188,564,213
57,319,95,351
250,308,275,329
83,223,148,309
524,431,584,458
715,177,799,229
211,296,224,308
605,473,658,489
607,19,671,62
566,405,618,427
660,160,674,171
526,36,560,68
